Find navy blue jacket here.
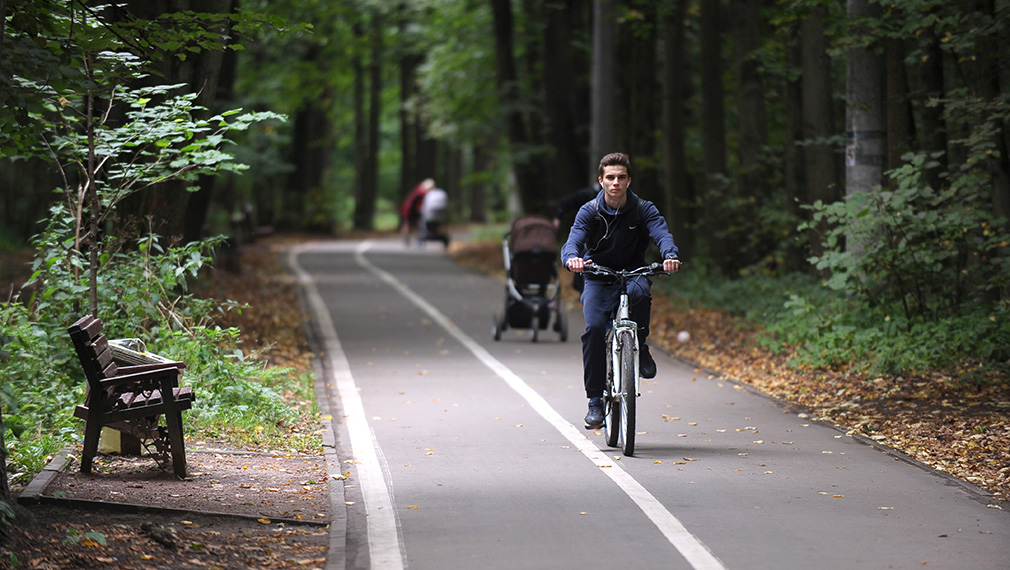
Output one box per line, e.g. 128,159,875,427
560,190,678,274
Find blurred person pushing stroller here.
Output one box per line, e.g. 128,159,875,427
400,178,435,245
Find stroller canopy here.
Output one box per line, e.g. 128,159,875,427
509,215,556,255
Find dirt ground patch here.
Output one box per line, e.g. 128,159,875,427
4,504,328,570
43,449,331,521
3,446,333,570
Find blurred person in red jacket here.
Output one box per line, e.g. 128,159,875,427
400,178,435,245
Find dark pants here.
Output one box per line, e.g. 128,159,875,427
580,276,652,398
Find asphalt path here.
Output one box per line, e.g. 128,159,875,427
289,238,1010,570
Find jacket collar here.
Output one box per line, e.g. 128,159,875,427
594,189,640,216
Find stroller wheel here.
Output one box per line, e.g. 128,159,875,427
492,314,502,341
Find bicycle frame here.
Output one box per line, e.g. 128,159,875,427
610,282,640,400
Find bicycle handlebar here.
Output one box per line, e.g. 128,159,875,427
582,261,671,279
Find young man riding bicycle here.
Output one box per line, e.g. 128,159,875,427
561,152,682,429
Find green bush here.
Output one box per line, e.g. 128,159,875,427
803,151,1010,323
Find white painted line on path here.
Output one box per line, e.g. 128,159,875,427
289,244,406,570
353,242,727,570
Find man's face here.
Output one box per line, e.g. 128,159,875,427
599,165,630,204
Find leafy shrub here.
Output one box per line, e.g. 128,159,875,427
759,291,1010,376
803,151,1010,324
0,299,81,487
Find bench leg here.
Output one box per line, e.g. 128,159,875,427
81,416,103,474
164,407,187,478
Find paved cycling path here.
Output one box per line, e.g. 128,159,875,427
290,238,1009,570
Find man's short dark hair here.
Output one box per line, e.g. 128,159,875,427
598,152,632,177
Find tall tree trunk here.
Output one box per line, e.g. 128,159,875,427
183,0,239,243
117,0,230,240
590,0,617,179
416,127,437,182
730,0,769,269
470,144,489,223
0,405,8,514
884,37,915,174
445,144,464,220
783,21,807,272
0,0,7,66
700,0,729,272
730,0,768,199
86,55,100,316
543,0,583,198
400,53,420,201
955,0,1010,234
911,27,948,191
351,22,367,231
661,0,692,258
618,1,660,199
845,0,885,255
354,14,383,231
800,5,840,259
285,90,335,232
490,0,546,213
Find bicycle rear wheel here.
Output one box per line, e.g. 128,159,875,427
604,330,620,447
618,330,637,455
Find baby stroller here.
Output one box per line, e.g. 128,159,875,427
492,215,568,342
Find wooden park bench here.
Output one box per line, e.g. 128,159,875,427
68,314,195,478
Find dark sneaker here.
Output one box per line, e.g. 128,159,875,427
639,344,657,379
584,397,604,429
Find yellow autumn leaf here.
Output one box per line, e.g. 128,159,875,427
257,518,271,524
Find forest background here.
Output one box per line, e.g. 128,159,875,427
1,0,1009,539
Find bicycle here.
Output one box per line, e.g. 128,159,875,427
582,261,670,456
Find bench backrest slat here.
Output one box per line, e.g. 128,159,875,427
89,335,117,378
68,315,117,388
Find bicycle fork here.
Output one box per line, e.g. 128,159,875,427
609,292,640,399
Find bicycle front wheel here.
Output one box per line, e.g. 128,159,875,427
604,329,620,447
618,330,637,455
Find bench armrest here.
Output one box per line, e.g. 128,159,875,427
96,366,181,390
118,361,187,374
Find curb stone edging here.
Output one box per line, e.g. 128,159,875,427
16,447,72,505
